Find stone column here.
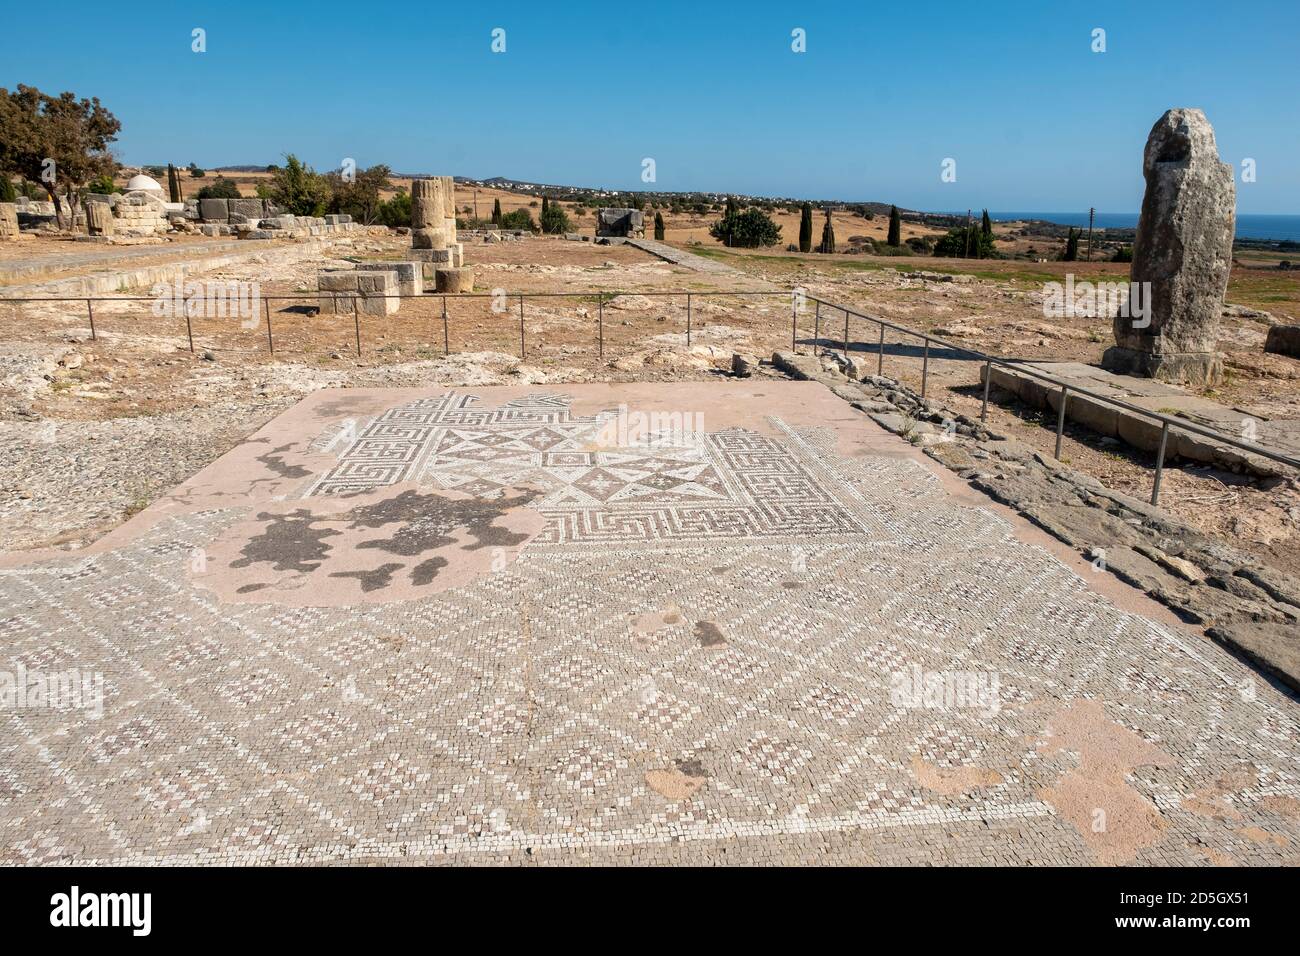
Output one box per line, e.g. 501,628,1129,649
1102,108,1235,387
411,178,448,250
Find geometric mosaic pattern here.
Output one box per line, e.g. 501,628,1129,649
2,387,1298,865
310,393,868,544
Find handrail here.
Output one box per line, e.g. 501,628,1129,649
805,293,1300,502
4,285,1294,497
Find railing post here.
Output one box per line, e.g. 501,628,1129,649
598,293,605,360
842,309,849,358
686,293,692,347
519,294,525,358
442,295,450,356
264,297,274,354
86,298,97,342
184,303,194,353
791,293,798,352
921,337,930,398
813,300,821,352
981,359,992,421
1151,421,1170,506
1055,385,1069,459
352,296,361,357
877,322,884,376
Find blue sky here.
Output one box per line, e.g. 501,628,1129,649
3,0,1297,213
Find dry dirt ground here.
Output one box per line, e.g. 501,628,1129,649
1,229,1298,585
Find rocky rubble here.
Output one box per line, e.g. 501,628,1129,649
773,349,1300,693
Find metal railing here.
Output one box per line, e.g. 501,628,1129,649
799,294,1300,505
6,286,1297,507
0,289,791,362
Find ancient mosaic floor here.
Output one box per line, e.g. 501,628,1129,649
2,383,1298,865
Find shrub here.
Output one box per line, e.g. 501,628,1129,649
188,163,205,178
0,176,14,203
267,154,331,216
1111,244,1133,263
709,207,781,248
932,225,995,258
196,176,241,200
376,190,412,228
500,208,535,231
540,199,572,234
84,173,118,195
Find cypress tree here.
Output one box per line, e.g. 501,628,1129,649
798,202,813,253
981,208,993,239
654,211,665,240
541,195,549,219
492,198,502,226
887,205,901,246
1063,227,1079,262
0,176,15,203
819,208,835,254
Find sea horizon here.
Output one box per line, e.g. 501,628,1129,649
950,211,1300,243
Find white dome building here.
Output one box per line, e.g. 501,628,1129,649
125,174,164,195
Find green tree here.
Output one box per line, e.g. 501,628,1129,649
188,163,205,178
981,208,993,241
540,198,571,234
887,205,901,246
85,173,118,194
1062,227,1080,262
932,224,995,259
798,202,813,253
709,207,781,248
267,154,331,216
1111,244,1133,263
196,176,241,200
492,197,502,226
654,211,665,240
819,208,835,254
376,189,411,228
326,163,393,224
500,208,535,231
0,175,14,203
0,84,121,229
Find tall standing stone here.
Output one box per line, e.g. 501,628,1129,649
84,199,114,236
1102,108,1235,387
0,202,19,241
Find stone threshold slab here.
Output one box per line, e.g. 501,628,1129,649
984,360,1300,478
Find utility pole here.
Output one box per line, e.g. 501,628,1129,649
474,188,479,221
1086,207,1095,261
964,209,972,258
